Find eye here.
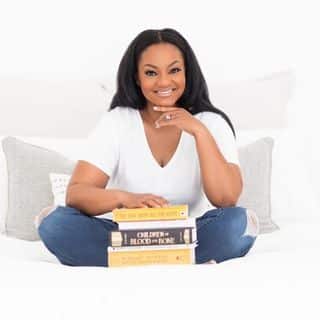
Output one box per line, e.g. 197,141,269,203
145,70,157,76
170,67,181,74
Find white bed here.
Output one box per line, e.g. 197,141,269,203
1,72,319,319
0,216,319,319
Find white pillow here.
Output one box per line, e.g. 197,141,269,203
49,173,71,206
210,69,294,130
0,79,110,138
48,172,113,220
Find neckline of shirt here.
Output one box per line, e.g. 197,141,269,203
134,108,185,170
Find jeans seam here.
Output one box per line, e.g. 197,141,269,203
197,208,226,231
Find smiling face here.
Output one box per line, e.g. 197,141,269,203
136,43,186,109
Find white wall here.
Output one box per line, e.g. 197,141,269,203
0,0,305,81
1,0,319,196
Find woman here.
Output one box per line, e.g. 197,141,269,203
37,28,259,267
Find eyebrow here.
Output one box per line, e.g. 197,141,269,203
143,60,180,69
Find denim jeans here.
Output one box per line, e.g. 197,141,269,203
38,205,258,267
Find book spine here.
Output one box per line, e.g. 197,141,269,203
118,217,196,230
108,247,195,267
110,228,195,247
112,205,188,222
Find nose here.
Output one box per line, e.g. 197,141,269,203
156,73,172,87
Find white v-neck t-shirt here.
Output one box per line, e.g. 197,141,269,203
80,106,240,219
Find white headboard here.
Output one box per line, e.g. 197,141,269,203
0,70,294,138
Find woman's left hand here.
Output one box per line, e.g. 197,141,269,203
153,106,206,137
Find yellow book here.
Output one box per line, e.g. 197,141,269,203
112,204,188,222
108,244,196,267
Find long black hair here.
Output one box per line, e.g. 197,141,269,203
109,28,236,138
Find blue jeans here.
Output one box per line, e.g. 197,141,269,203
38,205,258,267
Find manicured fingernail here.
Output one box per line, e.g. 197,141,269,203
153,106,159,110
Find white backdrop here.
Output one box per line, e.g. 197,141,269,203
0,0,309,81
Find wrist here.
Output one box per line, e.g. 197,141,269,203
115,190,129,208
192,122,209,138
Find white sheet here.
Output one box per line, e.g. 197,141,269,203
1,216,319,282
0,216,319,320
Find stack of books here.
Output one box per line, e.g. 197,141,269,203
107,204,198,267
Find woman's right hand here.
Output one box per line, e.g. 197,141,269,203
120,191,170,209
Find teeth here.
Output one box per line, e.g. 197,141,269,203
156,89,174,96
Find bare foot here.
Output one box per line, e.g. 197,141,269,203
203,259,217,264
34,205,57,229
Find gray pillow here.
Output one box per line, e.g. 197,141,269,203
1,136,278,241
238,137,279,233
2,136,75,241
